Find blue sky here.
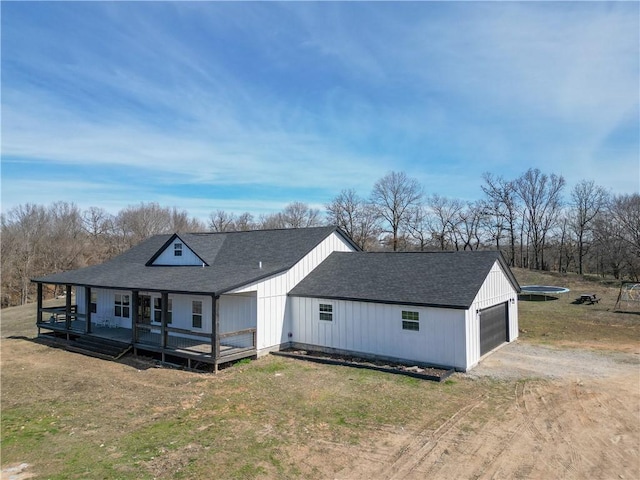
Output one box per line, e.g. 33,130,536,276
2,1,638,220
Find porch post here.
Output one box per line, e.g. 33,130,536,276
85,286,92,333
211,294,219,371
131,291,139,344
161,291,168,349
65,284,72,330
36,282,43,325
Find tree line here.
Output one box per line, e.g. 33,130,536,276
2,168,638,307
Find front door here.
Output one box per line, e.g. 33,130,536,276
139,295,152,325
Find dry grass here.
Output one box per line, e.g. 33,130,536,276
514,268,640,353
1,270,638,479
1,302,512,479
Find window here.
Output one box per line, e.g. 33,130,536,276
319,303,333,321
115,294,130,318
402,310,419,331
192,300,202,328
174,243,183,257
153,297,173,324
90,291,97,314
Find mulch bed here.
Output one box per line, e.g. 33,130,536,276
272,349,455,382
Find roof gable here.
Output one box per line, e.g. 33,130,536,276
146,234,210,266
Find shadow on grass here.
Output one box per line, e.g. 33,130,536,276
518,294,559,302
7,334,159,371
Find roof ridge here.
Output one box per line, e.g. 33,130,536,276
342,250,499,254
183,225,335,236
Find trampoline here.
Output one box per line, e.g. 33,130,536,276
520,285,570,301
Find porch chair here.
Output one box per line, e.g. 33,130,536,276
93,315,108,329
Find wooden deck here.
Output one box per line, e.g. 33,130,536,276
37,319,256,367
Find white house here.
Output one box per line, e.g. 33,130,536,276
32,226,519,371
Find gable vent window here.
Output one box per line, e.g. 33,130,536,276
319,303,333,321
402,310,419,331
174,243,183,257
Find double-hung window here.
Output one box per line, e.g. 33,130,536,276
174,243,183,257
402,310,419,331
114,294,130,318
319,303,333,321
153,297,173,324
192,300,203,329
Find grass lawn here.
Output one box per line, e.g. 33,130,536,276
514,267,639,352
1,269,638,479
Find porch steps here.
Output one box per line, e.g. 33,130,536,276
69,335,131,360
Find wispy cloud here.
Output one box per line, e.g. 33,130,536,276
1,1,637,217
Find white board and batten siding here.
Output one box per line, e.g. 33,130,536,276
466,260,519,369
229,231,356,352
289,297,468,370
218,293,257,334
76,287,136,329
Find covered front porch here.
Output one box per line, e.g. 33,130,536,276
34,283,257,370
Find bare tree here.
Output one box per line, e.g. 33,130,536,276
47,201,85,273
234,212,255,231
81,206,115,264
428,194,464,250
569,180,609,274
370,171,423,251
593,213,628,279
171,207,205,233
113,202,183,249
257,212,286,230
282,202,322,228
1,204,50,305
609,193,640,279
481,173,520,265
610,193,640,254
326,189,380,249
515,168,566,270
456,201,485,251
406,204,431,251
556,214,575,273
209,210,236,232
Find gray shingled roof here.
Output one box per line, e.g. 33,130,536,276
289,250,520,309
33,226,354,295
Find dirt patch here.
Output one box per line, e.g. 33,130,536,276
314,342,640,480
1,463,34,480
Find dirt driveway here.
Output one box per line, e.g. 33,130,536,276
325,342,640,480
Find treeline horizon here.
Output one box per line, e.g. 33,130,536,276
2,167,639,307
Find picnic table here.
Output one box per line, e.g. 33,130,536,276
577,294,599,304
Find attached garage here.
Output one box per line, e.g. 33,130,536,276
479,302,509,356
289,250,520,371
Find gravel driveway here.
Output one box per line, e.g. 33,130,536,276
466,340,640,380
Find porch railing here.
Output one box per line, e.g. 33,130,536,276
134,323,256,358
37,306,84,331
219,328,256,355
